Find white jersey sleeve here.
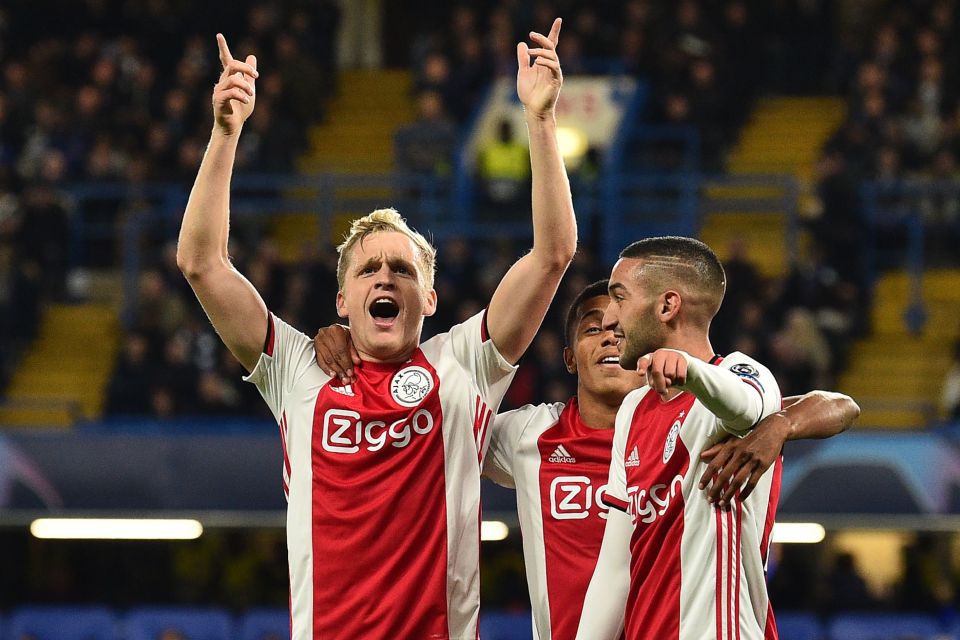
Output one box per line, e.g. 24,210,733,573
447,310,518,408
243,313,324,421
482,403,563,488
681,351,781,436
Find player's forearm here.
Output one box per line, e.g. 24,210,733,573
525,112,577,271
775,391,859,440
680,357,763,432
484,114,576,363
177,130,240,277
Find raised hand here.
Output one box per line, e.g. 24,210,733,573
636,348,690,397
212,33,259,136
517,18,563,118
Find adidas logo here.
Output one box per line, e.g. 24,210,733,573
625,446,640,468
548,445,576,464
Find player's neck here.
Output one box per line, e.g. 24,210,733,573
662,328,714,363
575,388,619,430
355,341,420,365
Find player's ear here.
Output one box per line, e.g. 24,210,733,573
659,290,681,323
563,346,576,374
336,290,348,318
423,288,438,317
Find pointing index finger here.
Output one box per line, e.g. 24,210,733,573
216,33,234,67
547,17,562,47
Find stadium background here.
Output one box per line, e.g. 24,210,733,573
1,0,960,638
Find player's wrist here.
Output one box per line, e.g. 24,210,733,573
763,411,795,442
524,108,557,125
211,123,244,140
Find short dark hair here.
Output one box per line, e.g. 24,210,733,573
619,235,726,296
564,279,610,346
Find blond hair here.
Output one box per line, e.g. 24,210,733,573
336,208,437,289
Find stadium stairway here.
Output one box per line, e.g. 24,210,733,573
838,269,960,428
0,303,119,427
272,70,416,261
701,97,846,277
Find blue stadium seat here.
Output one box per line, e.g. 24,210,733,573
776,611,823,640
124,607,233,640
827,612,941,640
238,607,289,640
479,611,533,640
9,606,118,640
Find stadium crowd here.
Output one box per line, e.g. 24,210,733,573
0,0,874,419
95,0,860,420
814,0,960,271
0,0,337,389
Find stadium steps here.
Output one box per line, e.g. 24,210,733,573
702,97,845,278
270,71,416,262
838,270,960,428
726,97,846,181
0,303,119,427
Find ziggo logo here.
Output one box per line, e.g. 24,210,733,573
322,408,435,454
550,476,612,521
626,474,684,525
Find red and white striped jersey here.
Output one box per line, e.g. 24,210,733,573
596,352,782,640
245,310,516,639
485,398,622,640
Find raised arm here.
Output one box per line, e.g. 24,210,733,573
176,34,267,372
699,390,860,505
486,17,577,364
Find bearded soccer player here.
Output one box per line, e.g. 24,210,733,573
577,237,791,640
313,279,858,640
177,21,575,639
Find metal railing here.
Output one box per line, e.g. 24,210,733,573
52,168,808,325
862,179,960,333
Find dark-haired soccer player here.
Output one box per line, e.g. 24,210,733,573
315,277,858,640
579,236,793,639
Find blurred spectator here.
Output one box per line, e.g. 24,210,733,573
394,91,457,176
477,119,529,206
105,332,156,415
941,339,960,421
823,552,877,613
769,308,833,394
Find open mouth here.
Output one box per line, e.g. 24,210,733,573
369,297,400,327
598,355,621,366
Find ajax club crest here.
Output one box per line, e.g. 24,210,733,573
390,366,434,407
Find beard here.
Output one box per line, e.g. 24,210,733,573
618,316,663,372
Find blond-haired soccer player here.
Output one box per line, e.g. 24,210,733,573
177,21,575,639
